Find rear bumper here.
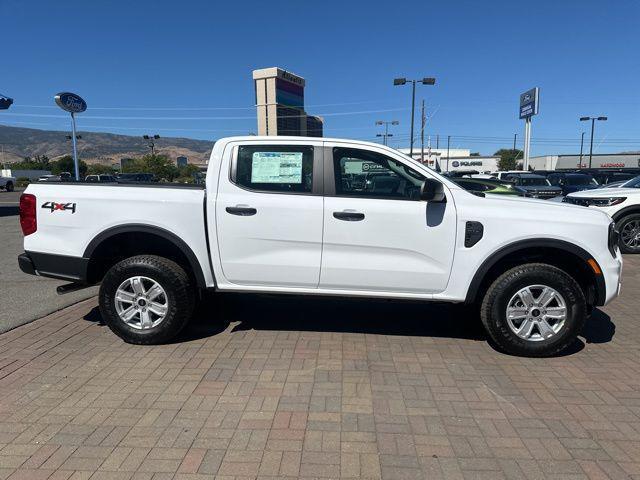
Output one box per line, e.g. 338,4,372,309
18,251,89,283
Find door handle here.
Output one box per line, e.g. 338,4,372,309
226,206,257,216
333,211,365,221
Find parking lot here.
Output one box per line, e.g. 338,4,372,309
1,238,639,478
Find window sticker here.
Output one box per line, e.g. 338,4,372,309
251,152,303,183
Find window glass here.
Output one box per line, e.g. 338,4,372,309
333,147,425,200
236,145,314,193
455,180,488,192
567,175,595,186
519,176,550,186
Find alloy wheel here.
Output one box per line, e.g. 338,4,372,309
505,284,567,342
114,276,169,330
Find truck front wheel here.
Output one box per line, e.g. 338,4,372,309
480,263,586,357
99,255,195,344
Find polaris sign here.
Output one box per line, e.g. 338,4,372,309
519,88,539,119
54,92,87,113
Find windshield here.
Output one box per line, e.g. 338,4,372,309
621,176,640,188
567,176,597,186
520,177,550,186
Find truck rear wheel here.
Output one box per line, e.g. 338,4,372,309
99,255,195,344
5,182,13,192
480,263,586,357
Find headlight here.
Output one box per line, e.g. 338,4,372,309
586,197,626,207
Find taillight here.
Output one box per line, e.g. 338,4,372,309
19,193,37,236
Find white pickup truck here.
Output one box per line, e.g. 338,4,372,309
18,136,622,356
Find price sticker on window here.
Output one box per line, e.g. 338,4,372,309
251,152,303,183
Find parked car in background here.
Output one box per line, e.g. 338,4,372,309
503,173,562,199
38,175,61,182
547,172,599,196
85,174,117,183
450,177,523,196
578,169,640,186
599,175,640,189
0,174,16,191
565,186,640,253
116,173,156,183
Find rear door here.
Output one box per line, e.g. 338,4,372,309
215,141,324,288
320,143,457,294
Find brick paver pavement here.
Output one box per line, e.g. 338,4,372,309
0,256,639,479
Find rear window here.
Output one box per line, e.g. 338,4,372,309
235,145,314,193
567,176,596,186
520,177,550,186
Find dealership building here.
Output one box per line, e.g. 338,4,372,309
252,67,323,137
397,148,500,173
528,153,640,171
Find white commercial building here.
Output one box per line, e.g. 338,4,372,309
528,153,640,171
396,148,500,173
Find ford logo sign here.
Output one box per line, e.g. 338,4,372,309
54,92,87,113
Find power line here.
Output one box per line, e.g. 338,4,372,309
0,107,408,121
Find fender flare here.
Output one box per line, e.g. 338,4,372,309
464,238,606,305
611,205,640,222
83,224,208,288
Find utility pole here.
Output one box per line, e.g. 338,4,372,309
420,100,425,163
436,134,439,149
446,135,451,172
513,133,517,151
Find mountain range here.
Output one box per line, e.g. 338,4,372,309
0,125,215,165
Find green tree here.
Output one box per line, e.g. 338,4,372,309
87,163,117,175
131,154,180,181
51,155,88,177
494,149,523,171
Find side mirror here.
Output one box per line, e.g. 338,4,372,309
420,178,446,202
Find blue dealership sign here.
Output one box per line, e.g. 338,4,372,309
519,88,539,119
54,92,87,113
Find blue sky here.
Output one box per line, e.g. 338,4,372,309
1,0,639,155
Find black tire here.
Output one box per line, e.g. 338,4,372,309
99,255,195,344
616,214,640,254
5,182,13,192
480,263,586,357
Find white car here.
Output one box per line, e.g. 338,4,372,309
0,174,16,191
17,136,622,357
565,185,640,253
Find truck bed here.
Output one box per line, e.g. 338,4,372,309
22,182,213,285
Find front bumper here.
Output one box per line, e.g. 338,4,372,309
18,251,89,283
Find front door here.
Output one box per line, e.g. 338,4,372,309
215,142,324,288
320,145,457,294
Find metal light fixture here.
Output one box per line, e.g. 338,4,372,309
394,77,436,157
579,116,608,168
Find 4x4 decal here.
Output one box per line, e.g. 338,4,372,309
41,201,76,213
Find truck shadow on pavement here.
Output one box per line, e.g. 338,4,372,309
83,293,616,355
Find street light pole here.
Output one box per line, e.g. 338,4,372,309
143,134,160,156
375,120,399,146
394,77,435,159
579,132,585,167
580,116,607,169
